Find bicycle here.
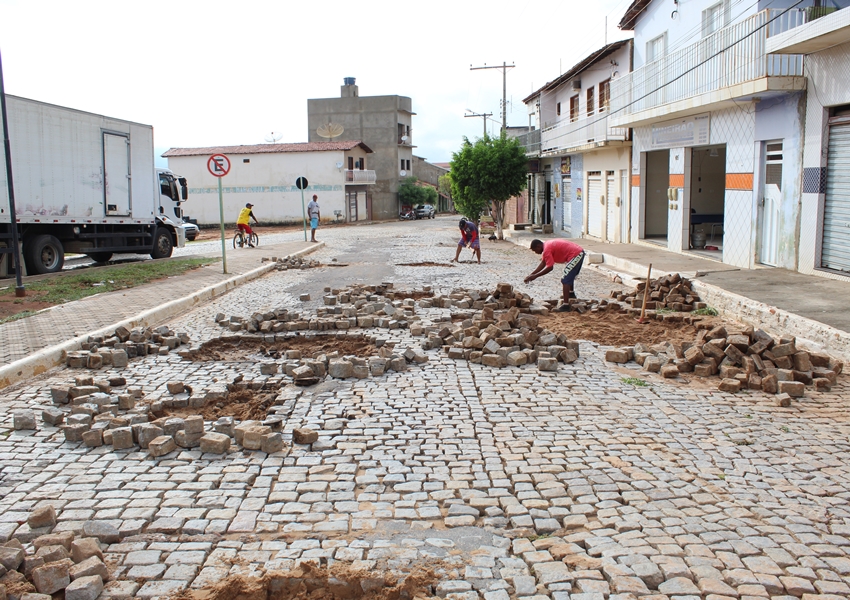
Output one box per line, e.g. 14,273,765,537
233,228,259,249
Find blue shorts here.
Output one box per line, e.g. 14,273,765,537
561,251,585,285
310,217,319,229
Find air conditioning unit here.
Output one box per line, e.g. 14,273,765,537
571,80,581,91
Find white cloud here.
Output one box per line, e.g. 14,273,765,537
0,0,632,164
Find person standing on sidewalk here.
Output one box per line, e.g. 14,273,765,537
307,194,321,242
524,238,585,311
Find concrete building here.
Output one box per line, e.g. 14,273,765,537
412,156,451,212
612,0,850,270
162,141,373,226
768,8,850,279
521,40,633,240
308,78,414,221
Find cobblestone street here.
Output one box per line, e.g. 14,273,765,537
1,218,850,600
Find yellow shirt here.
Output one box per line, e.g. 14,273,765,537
237,207,252,225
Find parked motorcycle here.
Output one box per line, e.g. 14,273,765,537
399,208,416,220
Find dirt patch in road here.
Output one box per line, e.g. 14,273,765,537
397,262,454,268
174,562,441,600
385,290,435,301
168,388,281,421
188,334,378,362
540,310,715,347
0,290,53,322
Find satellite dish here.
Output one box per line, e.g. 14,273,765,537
335,161,344,169
264,131,283,143
400,170,407,177
401,135,409,143
317,122,344,139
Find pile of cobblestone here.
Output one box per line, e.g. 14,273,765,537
614,272,707,313
0,511,110,600
11,375,298,457
65,325,190,370
416,283,580,371
262,255,322,271
605,323,843,399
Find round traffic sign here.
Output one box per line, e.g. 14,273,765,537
207,154,231,177
295,176,309,190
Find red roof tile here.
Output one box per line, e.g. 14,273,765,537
162,140,373,157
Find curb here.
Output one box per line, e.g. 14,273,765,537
0,243,324,390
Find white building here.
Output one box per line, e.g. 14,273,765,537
612,0,848,269
768,8,850,278
522,40,633,241
163,141,374,226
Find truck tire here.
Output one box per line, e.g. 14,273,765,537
86,252,113,263
150,227,174,259
25,234,65,274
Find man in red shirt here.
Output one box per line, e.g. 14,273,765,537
524,238,585,311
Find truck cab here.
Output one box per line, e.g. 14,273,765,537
157,168,188,228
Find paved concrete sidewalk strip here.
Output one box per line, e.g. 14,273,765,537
0,242,322,389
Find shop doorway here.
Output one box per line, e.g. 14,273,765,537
587,171,603,238
758,142,782,266
688,145,726,257
642,150,669,244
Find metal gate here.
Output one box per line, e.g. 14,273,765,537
562,179,572,232
587,172,603,238
822,121,850,272
759,141,782,266
605,171,617,242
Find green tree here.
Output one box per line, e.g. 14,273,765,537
438,173,453,209
450,134,527,239
397,176,437,207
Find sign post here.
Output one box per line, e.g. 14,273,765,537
295,176,309,242
207,154,231,274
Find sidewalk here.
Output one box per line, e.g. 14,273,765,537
505,229,850,356
0,240,317,369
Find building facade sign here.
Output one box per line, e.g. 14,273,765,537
650,113,711,150
560,156,571,175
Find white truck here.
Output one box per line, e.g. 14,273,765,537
0,95,188,274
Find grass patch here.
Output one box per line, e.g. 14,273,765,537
24,258,217,305
692,306,719,316
621,376,650,387
0,310,40,325
655,307,674,314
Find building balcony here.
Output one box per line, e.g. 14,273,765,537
540,112,629,156
516,129,541,156
345,169,377,184
610,8,808,128
767,6,850,54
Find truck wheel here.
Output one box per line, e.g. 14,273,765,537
25,234,65,274
150,228,174,259
86,252,113,263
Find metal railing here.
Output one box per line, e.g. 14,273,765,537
611,8,806,118
345,170,377,184
541,112,628,154
516,129,541,155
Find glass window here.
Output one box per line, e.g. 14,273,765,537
159,175,173,199
586,88,595,116
647,33,667,62
599,80,610,113
570,96,579,122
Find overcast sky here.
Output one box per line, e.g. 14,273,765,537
0,0,632,166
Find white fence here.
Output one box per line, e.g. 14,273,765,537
541,112,628,154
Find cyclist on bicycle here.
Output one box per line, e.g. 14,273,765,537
237,203,258,247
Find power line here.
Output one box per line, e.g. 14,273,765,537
531,0,806,149
470,62,515,134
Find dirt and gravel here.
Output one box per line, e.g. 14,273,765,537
187,335,378,362
167,387,282,421
173,563,441,600
539,309,722,347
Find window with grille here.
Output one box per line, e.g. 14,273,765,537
766,142,783,190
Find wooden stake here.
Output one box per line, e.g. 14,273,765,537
637,263,652,324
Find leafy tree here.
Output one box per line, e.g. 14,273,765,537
438,174,453,208
398,176,437,207
450,134,527,239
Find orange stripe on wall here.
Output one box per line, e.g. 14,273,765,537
669,174,684,188
726,173,754,190
631,174,640,188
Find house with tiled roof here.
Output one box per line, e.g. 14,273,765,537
162,141,374,226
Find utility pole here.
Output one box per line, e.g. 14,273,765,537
470,62,515,135
464,110,492,138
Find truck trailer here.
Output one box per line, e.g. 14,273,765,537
0,95,188,274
